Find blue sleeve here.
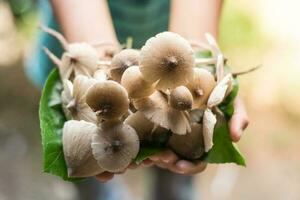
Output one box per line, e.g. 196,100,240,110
25,0,63,88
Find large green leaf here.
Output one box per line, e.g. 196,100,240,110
39,69,80,181
202,115,246,166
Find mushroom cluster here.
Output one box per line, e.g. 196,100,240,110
44,28,233,178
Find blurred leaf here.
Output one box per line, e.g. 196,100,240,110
39,69,80,181
202,114,246,166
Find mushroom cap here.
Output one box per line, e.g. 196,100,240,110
62,76,97,123
124,111,169,145
168,123,205,159
62,120,104,177
60,43,99,80
86,81,129,120
61,80,74,120
91,120,139,172
207,73,232,108
121,66,155,99
169,86,193,110
110,49,140,82
139,32,194,90
93,69,108,82
186,68,216,109
203,108,217,152
133,91,191,135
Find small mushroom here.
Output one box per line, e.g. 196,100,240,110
110,49,140,82
42,27,99,81
93,69,108,82
91,120,139,172
61,75,97,123
169,86,193,110
207,73,233,108
186,68,216,109
168,123,205,159
121,66,155,99
86,81,129,120
202,108,217,152
125,111,170,146
133,91,191,135
62,120,104,177
139,32,194,90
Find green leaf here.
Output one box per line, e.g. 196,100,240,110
134,147,164,164
202,114,246,166
219,78,239,119
39,69,80,181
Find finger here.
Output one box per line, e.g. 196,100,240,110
95,172,114,182
128,162,140,169
230,96,249,142
141,159,154,167
172,160,207,175
149,150,178,165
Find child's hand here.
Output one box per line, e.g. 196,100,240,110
95,161,151,182
149,150,207,175
229,96,249,142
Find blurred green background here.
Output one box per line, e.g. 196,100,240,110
0,0,300,199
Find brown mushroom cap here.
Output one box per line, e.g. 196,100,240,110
139,32,194,90
91,120,139,172
186,68,216,109
110,49,140,82
121,66,155,99
61,43,99,80
124,111,169,145
169,86,193,110
168,123,205,159
133,91,191,135
62,76,97,123
63,120,104,177
86,81,129,120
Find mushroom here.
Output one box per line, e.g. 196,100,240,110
60,43,99,80
86,81,129,120
169,86,193,110
41,26,99,81
207,73,233,108
186,68,216,109
61,75,97,123
121,66,155,99
125,111,170,146
168,123,205,159
93,69,108,82
139,32,194,90
109,49,140,82
202,108,217,152
62,120,104,177
91,120,139,172
133,91,191,135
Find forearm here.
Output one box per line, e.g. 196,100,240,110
169,0,223,42
50,0,118,45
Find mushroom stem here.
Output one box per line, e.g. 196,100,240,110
39,25,69,50
195,57,217,65
97,60,111,66
232,65,261,77
43,47,62,67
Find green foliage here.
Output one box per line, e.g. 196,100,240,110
39,69,80,181
219,78,239,119
201,114,246,166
